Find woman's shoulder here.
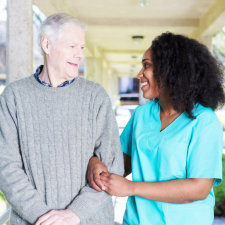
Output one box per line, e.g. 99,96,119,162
192,103,221,129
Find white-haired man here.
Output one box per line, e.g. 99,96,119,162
0,13,123,225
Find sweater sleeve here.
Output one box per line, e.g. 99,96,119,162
67,86,124,222
0,87,50,224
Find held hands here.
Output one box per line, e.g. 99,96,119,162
87,156,108,191
87,156,133,197
35,209,80,225
100,172,133,197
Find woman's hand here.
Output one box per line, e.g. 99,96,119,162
87,156,108,191
100,172,133,197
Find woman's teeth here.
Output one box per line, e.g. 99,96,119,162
141,82,149,88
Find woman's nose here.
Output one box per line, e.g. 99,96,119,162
137,67,144,79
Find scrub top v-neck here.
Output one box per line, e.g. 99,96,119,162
121,100,223,225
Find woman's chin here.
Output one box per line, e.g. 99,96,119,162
143,92,158,99
143,92,151,99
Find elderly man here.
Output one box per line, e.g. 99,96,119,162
0,13,123,225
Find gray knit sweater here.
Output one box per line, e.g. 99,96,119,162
0,75,124,225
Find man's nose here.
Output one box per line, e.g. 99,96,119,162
73,48,84,59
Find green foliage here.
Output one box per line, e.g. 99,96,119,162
222,131,225,148
214,153,225,216
0,190,6,201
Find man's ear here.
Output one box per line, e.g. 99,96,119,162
41,35,51,54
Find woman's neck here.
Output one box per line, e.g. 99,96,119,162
158,93,184,117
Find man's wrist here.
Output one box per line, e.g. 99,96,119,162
66,209,80,223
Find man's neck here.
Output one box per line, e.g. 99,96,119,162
39,65,68,87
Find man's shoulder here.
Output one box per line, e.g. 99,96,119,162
80,77,103,89
80,77,108,98
1,76,33,99
5,75,32,90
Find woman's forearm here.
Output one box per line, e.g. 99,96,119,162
130,178,214,203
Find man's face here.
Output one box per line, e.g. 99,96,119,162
48,24,85,80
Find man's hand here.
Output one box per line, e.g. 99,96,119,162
35,209,80,225
87,156,108,191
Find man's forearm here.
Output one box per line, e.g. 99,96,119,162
66,185,111,222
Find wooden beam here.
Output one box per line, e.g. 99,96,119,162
81,18,199,27
190,0,225,39
104,49,145,54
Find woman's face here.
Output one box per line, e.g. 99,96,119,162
137,49,160,99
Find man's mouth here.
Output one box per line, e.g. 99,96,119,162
68,62,78,67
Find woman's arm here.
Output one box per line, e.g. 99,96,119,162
100,173,214,203
124,153,131,177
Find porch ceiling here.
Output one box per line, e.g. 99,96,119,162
33,0,225,76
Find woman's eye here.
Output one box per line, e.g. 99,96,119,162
70,45,75,48
144,63,150,69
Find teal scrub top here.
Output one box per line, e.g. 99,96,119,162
120,100,223,225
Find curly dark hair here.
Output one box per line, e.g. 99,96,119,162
150,32,225,118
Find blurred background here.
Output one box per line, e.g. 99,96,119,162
0,0,225,224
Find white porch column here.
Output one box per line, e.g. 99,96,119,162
6,0,33,83
95,58,103,85
108,69,119,107
84,57,95,81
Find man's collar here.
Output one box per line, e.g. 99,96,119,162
34,65,75,87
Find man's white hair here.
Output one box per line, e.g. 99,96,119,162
39,13,85,45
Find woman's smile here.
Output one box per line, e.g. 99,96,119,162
141,81,149,90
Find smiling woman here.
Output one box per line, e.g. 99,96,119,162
88,32,225,225
150,33,225,118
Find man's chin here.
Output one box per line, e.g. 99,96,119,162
67,72,79,79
